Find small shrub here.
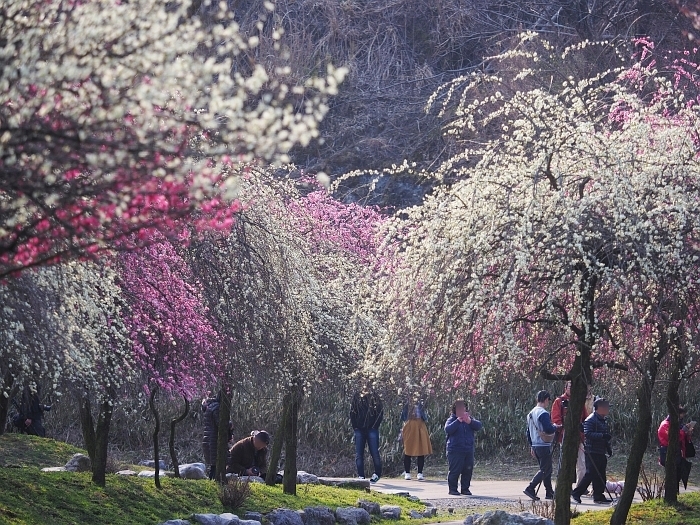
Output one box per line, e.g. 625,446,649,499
637,464,665,501
516,498,555,520
219,477,252,510
105,455,123,474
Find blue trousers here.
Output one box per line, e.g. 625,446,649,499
447,448,474,492
355,428,382,478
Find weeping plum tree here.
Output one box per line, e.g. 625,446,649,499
189,172,383,491
363,34,700,525
3,261,133,487
119,235,220,488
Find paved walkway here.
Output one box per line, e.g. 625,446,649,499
372,477,677,512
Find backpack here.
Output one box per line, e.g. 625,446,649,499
528,411,556,443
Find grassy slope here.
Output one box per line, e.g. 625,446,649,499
0,434,432,525
571,492,700,525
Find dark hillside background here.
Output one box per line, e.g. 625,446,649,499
195,0,694,206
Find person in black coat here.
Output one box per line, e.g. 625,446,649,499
15,385,50,437
350,388,383,482
202,395,220,480
572,398,613,504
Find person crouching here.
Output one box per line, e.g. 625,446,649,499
227,430,269,479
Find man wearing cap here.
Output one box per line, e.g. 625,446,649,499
572,398,613,504
524,390,560,501
227,430,269,478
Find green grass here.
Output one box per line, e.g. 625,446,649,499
0,434,85,468
0,434,441,525
571,492,700,525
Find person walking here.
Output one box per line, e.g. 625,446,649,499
445,399,482,496
524,390,560,501
571,398,613,504
551,382,591,485
401,400,432,480
350,387,384,483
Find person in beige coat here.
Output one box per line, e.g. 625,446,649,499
401,400,433,480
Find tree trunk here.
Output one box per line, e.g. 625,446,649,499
215,387,232,484
610,356,658,524
283,384,302,495
554,273,596,525
266,397,289,486
169,395,190,479
79,394,97,463
664,350,682,503
92,397,113,487
0,372,15,436
149,387,161,489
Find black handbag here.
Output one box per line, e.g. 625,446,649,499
686,440,696,458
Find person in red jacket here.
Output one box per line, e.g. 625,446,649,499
551,382,591,485
658,406,694,473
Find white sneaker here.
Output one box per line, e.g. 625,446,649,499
370,474,380,483
357,476,365,480
404,472,411,480
417,473,424,481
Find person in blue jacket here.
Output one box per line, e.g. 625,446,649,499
445,399,483,496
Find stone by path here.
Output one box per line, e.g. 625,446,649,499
372,477,699,513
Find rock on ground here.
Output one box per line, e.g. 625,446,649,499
409,510,423,519
297,471,320,484
239,475,265,483
41,467,67,472
244,512,263,522
335,507,371,525
302,506,335,525
139,459,167,470
423,508,437,518
191,513,239,525
267,508,304,525
464,511,554,525
357,500,380,516
160,520,191,525
379,506,401,520
318,477,370,490
116,470,137,476
64,453,91,472
178,463,207,480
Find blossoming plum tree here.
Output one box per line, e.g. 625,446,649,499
368,35,700,525
188,171,384,490
0,0,346,277
118,235,220,488
0,260,133,486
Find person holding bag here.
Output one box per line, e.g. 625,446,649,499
524,390,560,501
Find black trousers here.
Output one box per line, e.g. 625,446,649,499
527,446,554,495
447,449,474,492
404,454,425,474
572,452,607,500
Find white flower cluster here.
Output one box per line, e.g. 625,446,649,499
1,261,133,404
0,0,347,273
187,169,378,398
364,35,700,394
